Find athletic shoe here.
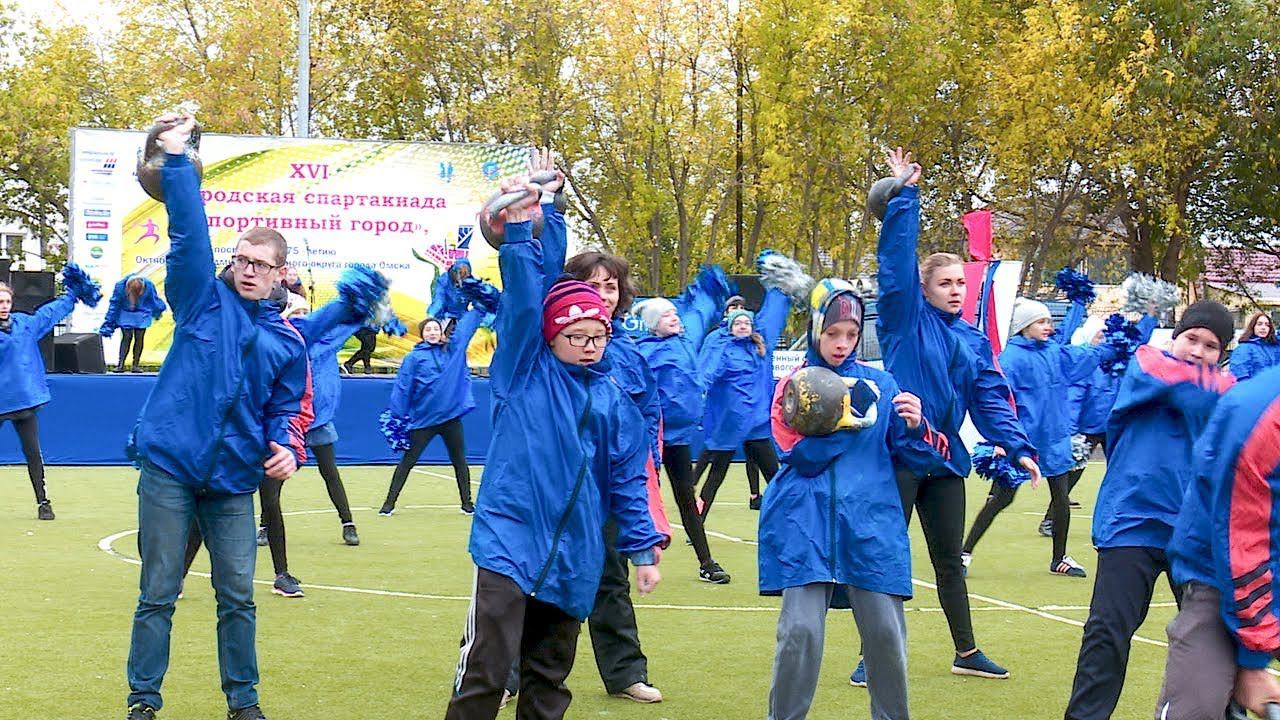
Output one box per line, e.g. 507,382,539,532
460,502,475,515
749,494,762,510
961,552,972,577
951,650,1009,679
1051,556,1088,578
37,502,54,521
177,578,185,600
227,704,266,720
126,703,156,720
255,526,268,546
1038,519,1053,537
499,690,514,710
378,505,395,517
1068,497,1081,508
611,682,663,703
849,659,867,687
698,561,731,584
272,573,304,598
342,523,360,546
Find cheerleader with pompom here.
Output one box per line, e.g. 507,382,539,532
99,273,167,372
0,263,101,519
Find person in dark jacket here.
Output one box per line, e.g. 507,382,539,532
342,324,378,373
380,280,496,516
125,114,311,720
0,267,100,520
764,279,947,720
854,147,1040,684
445,175,663,720
1064,300,1237,720
99,274,167,372
1156,366,1280,720
1229,311,1280,382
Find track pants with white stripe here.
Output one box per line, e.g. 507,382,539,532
446,567,581,720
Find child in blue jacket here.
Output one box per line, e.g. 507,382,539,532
428,258,474,333
99,273,167,372
636,266,734,585
0,266,100,520
381,279,496,516
446,177,664,720
1062,300,1236,720
1230,311,1280,381
125,114,311,720
764,279,947,720
1159,367,1280,719
961,297,1108,578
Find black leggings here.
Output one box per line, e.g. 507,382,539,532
663,444,715,567
118,327,146,370
964,473,1072,564
345,328,377,373
694,450,762,496
1042,433,1105,522
3,413,46,503
258,475,289,575
383,418,471,509
897,471,975,653
698,439,779,520
310,443,354,525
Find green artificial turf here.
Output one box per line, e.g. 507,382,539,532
0,463,1175,719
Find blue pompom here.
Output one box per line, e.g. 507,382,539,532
1054,267,1096,306
381,314,408,337
972,442,1030,489
337,264,391,322
61,262,103,308
1100,313,1142,377
378,410,411,452
460,277,501,313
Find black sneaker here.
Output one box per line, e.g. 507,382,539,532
126,703,156,720
342,523,360,546
748,494,762,510
698,561,731,584
228,704,266,720
1038,519,1053,537
272,573,304,598
460,502,475,515
1068,496,1082,508
255,526,268,546
1051,556,1088,578
37,501,54,520
378,505,394,517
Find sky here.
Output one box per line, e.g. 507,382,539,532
11,0,121,34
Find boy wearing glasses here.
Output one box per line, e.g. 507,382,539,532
125,114,311,720
446,177,664,720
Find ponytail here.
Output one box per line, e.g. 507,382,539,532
751,332,766,356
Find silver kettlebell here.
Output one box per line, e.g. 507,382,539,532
136,118,203,202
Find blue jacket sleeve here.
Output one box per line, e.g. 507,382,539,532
755,288,791,349
263,341,311,464
1136,314,1158,344
1232,342,1261,382
1058,343,1109,385
778,432,847,477
27,294,76,338
677,266,731,348
540,202,567,293
608,400,664,558
1054,300,1087,345
490,221,544,397
160,154,216,326
144,281,167,318
450,307,485,355
968,340,1036,461
389,353,417,418
876,186,923,337
1106,347,1233,450
293,299,361,346
99,279,127,334
426,274,448,319
882,373,949,473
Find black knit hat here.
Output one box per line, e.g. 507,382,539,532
1173,300,1234,348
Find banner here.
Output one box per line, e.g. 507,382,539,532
68,128,557,366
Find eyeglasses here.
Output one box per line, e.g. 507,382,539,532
562,333,610,348
232,255,280,275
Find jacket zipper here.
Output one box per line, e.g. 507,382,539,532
531,375,594,597
828,467,838,581
202,304,260,486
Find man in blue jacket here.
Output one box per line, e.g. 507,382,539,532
125,114,311,720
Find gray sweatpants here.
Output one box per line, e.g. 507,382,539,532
768,583,909,720
1154,581,1237,720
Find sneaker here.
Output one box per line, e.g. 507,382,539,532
951,650,1009,679
272,572,304,598
227,705,266,720
460,502,475,515
849,658,867,687
342,523,360,546
698,561,731,584
611,682,663,703
749,494,762,510
961,552,972,577
499,690,514,710
255,526,268,546
378,505,395,517
126,703,157,720
1038,519,1053,537
1051,556,1088,578
37,501,54,521
177,578,185,600
1068,496,1081,508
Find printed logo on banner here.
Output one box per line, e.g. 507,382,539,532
481,161,500,180
439,162,455,183
89,246,104,259
85,233,108,242
457,226,473,250
85,221,108,229
89,156,118,176
83,208,111,218
139,218,160,243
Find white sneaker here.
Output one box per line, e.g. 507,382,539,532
612,682,663,703
499,690,513,709
961,552,973,573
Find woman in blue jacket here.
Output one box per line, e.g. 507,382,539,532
961,298,1110,578
1229,311,1280,381
864,148,1038,681
380,282,495,516
99,274,166,372
446,177,663,720
764,279,946,720
0,266,100,520
636,266,734,585
1065,300,1236,720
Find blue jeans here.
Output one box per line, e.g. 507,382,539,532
126,463,259,711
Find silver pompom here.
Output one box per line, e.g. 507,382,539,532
1121,273,1180,315
1071,434,1091,470
757,251,815,305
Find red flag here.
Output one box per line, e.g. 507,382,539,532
963,210,993,262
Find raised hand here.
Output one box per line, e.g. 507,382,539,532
530,147,565,194
495,175,541,224
886,146,922,186
155,113,196,155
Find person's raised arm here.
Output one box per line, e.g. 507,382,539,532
876,148,925,337
1054,300,1087,345
755,288,791,350
488,177,544,397
27,294,76,338
678,265,732,350
155,115,215,325
531,149,568,291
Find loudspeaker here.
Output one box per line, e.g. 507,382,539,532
0,258,10,285
9,270,55,313
53,333,106,374
728,274,764,311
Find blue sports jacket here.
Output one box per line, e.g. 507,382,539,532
1068,315,1158,436
1170,366,1280,669
697,289,789,451
876,186,1035,477
1230,337,1280,382
100,274,167,332
290,300,366,431
130,154,312,495
1092,345,1235,550
389,307,484,431
0,294,77,415
467,219,663,620
427,259,472,321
